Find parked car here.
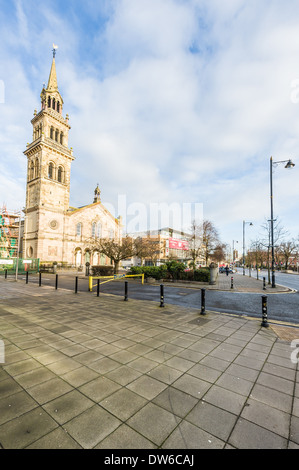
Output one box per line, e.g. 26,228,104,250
219,266,233,273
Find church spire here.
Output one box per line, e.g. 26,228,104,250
47,55,58,92
40,45,63,113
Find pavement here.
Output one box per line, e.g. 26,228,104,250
0,275,298,450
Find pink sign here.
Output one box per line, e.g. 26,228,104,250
169,238,189,250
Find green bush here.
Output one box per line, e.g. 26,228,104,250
194,268,210,282
165,261,186,280
128,265,167,280
128,264,210,282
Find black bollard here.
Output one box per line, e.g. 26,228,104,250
231,276,234,289
55,274,58,290
201,288,206,315
124,281,128,301
75,276,78,294
263,277,266,290
4,269,7,279
97,278,100,297
160,284,164,307
26,271,29,284
39,272,42,287
261,295,269,328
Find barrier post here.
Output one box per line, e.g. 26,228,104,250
231,277,233,289
4,269,7,279
97,278,100,297
261,295,269,328
89,276,93,292
75,276,78,294
124,281,128,301
39,272,42,287
26,271,29,284
160,284,164,307
201,288,206,315
263,277,266,290
55,274,58,290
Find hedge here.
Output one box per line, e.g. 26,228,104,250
128,264,210,282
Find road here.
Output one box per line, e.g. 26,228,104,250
17,270,299,326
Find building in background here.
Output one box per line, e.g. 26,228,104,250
122,227,205,267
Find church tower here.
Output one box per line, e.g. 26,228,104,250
24,47,75,261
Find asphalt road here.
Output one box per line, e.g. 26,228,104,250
236,267,299,291
19,271,299,326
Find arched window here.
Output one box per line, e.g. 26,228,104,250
52,98,56,110
50,127,54,139
55,129,59,142
57,101,60,113
91,222,96,238
35,158,39,178
48,162,54,179
57,166,63,183
48,96,51,108
76,223,82,237
30,161,34,180
60,132,63,145
75,248,82,267
85,251,90,264
97,222,102,238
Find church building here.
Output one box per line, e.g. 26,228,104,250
23,49,122,267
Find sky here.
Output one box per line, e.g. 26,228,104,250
1,0,299,256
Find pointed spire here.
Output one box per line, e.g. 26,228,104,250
47,56,58,92
40,46,63,112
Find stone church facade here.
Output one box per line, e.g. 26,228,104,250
23,51,122,267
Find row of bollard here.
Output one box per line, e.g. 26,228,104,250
4,271,270,326
199,287,269,327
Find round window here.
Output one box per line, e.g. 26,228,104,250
49,220,59,230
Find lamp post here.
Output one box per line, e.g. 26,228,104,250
270,157,295,288
243,221,253,275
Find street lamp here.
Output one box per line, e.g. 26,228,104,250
242,221,253,275
270,156,295,288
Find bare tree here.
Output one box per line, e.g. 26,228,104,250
188,220,203,268
211,243,228,263
187,219,222,266
277,240,298,270
94,236,135,273
259,217,289,282
90,235,163,273
133,236,161,266
200,220,221,265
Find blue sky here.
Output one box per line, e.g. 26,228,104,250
1,0,299,255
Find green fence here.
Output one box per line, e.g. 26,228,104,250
0,258,39,275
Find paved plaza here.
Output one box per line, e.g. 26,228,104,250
0,275,298,449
